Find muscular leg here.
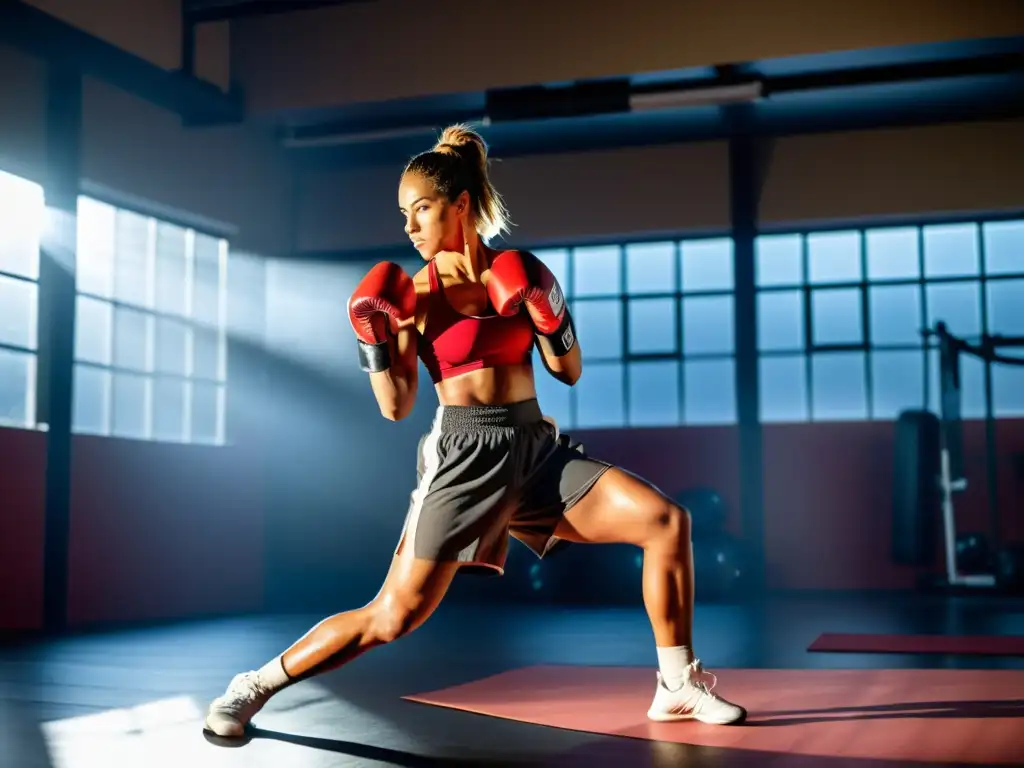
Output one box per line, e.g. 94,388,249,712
553,467,693,648
551,467,745,724
282,546,460,679
205,542,460,736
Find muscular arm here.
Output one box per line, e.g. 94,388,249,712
368,317,419,421
536,334,581,386
488,250,583,387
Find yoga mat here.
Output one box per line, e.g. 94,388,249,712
808,632,1024,656
405,665,1024,765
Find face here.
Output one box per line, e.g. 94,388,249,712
398,172,467,259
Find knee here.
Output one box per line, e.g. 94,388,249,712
646,500,691,551
364,590,427,645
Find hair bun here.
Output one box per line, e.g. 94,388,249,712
435,124,486,157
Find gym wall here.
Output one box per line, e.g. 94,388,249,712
0,41,290,630
274,116,1024,594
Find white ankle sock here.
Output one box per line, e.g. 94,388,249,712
656,645,695,690
256,655,291,692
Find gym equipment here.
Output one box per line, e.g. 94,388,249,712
692,530,746,601
909,322,1024,590
891,410,941,566
674,487,727,535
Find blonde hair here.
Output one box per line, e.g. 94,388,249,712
404,123,511,243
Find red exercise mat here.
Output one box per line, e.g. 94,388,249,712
404,665,1024,765
808,633,1024,656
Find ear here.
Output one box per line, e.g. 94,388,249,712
454,190,471,217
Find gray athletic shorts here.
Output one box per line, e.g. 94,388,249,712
395,398,612,575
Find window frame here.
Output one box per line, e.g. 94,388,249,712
530,231,737,429
756,212,1024,423
72,191,232,445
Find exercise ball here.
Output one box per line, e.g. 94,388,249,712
955,532,990,573
693,531,746,601
675,487,727,535
995,546,1024,593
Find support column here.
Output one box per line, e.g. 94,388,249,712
728,105,766,593
39,63,82,632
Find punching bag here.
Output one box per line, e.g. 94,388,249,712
891,410,941,566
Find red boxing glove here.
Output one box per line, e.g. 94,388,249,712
487,250,576,357
347,262,417,372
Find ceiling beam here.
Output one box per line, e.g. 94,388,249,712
183,0,371,23
0,1,244,125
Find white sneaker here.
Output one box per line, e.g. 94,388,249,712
646,660,747,725
204,671,274,737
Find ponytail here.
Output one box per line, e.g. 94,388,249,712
404,124,511,243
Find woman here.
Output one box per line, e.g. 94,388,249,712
205,125,746,737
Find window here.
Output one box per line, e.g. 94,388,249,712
0,170,43,430
73,196,229,443
532,236,736,429
757,215,1024,422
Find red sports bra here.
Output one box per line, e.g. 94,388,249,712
418,259,535,383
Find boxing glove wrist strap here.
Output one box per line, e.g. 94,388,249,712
536,312,576,358
357,339,391,373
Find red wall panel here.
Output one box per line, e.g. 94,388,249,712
0,428,46,631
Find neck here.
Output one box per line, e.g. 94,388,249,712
451,233,489,280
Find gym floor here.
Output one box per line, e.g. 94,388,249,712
3,593,1023,768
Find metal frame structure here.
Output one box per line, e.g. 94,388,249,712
926,322,1024,589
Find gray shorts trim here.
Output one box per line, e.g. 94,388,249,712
395,399,611,575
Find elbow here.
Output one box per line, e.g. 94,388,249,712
378,402,409,421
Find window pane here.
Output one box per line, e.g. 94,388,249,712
193,234,223,325
191,382,223,444
983,220,1024,276
927,348,985,419
533,348,572,428
684,358,735,425
682,295,734,355
869,285,922,346
575,362,624,428
866,226,920,281
76,196,116,298
572,245,620,296
811,352,867,421
152,378,186,442
113,306,150,371
759,355,807,422
0,275,37,350
0,349,33,427
808,230,860,284
993,365,1024,417
871,350,925,419
193,327,221,380
628,360,679,426
681,237,733,291
532,249,569,298
73,365,110,435
113,209,151,307
757,290,804,351
923,223,979,278
75,297,113,365
0,170,44,280
986,279,1024,337
926,281,980,338
112,372,147,439
573,299,621,359
756,234,802,287
811,287,862,345
626,241,676,295
155,317,189,376
628,298,675,354
155,222,188,316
